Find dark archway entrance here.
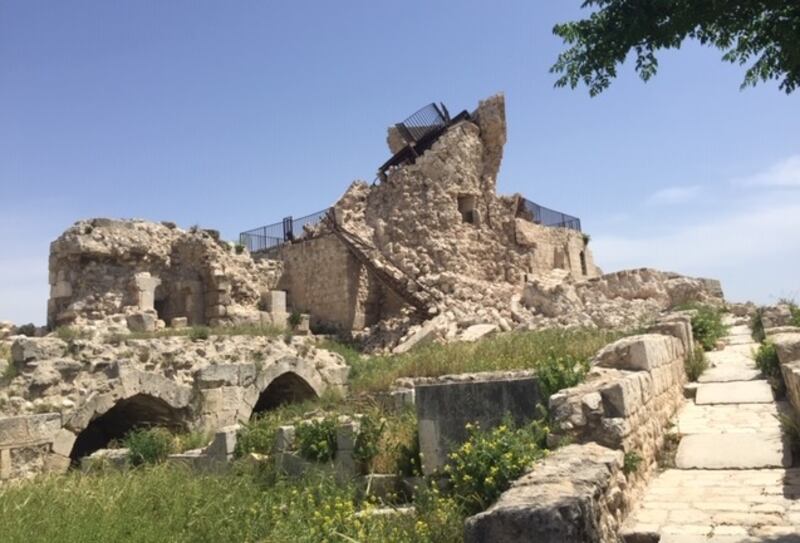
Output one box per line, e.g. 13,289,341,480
69,394,186,463
251,373,318,417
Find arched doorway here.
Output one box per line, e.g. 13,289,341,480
69,393,186,463
251,372,318,417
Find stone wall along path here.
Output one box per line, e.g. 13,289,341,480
622,317,800,542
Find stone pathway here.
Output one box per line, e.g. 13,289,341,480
623,318,800,542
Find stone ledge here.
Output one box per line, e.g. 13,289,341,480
464,443,626,543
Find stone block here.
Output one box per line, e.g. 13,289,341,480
126,311,157,333
460,324,498,342
43,453,71,474
600,375,643,418
261,290,287,314
415,374,544,474
195,364,252,388
205,425,238,462
771,333,800,365
594,335,680,372
11,337,67,366
0,413,61,446
464,443,625,543
133,272,161,311
51,428,77,457
170,317,188,328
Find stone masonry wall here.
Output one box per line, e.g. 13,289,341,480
466,321,692,542
277,234,408,332
0,334,348,482
48,219,282,332
770,330,800,423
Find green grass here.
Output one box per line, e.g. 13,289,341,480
339,328,621,394
684,344,709,382
108,324,285,343
0,465,463,543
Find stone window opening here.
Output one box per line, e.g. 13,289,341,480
251,372,318,417
580,251,588,276
68,394,186,465
458,195,477,225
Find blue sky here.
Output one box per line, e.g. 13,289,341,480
2,1,799,325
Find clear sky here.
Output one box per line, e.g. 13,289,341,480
2,1,799,325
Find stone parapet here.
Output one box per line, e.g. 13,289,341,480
770,331,800,421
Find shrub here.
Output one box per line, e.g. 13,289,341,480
55,326,90,342
234,243,245,255
777,414,800,457
296,417,337,462
124,428,175,466
685,304,728,351
396,432,423,477
536,353,590,398
791,303,800,327
187,326,210,341
353,413,386,471
172,431,210,453
445,419,548,514
288,311,303,329
751,307,766,343
623,451,643,475
755,341,783,394
684,344,708,382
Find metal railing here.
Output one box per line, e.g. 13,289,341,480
395,103,449,144
516,198,582,231
239,208,331,253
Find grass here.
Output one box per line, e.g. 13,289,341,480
684,344,708,382
755,341,784,395
338,328,621,394
0,464,463,543
109,324,285,343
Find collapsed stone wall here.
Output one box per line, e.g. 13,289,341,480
465,317,692,542
48,219,283,332
0,334,347,482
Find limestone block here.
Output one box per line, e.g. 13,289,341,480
771,333,800,365
416,375,544,474
11,337,67,365
0,448,10,479
51,428,77,457
595,334,681,372
170,317,188,328
126,311,157,333
50,280,72,299
600,375,643,418
0,413,61,446
261,290,287,314
205,425,238,462
464,443,625,543
43,453,71,474
195,364,254,389
460,324,498,342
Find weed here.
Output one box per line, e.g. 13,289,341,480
536,353,590,398
444,418,548,514
188,326,210,341
288,311,303,329
234,243,245,255
684,344,708,382
124,428,175,466
681,304,728,351
172,431,210,452
755,341,784,394
353,413,386,472
295,416,337,463
751,307,766,343
623,451,643,475
777,413,800,458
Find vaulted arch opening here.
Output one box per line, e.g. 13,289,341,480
69,394,186,463
251,372,318,417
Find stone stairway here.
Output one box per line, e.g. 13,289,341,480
623,317,800,542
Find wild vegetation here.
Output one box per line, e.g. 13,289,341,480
334,328,621,394
681,303,728,351
0,326,638,542
755,341,784,394
684,344,708,383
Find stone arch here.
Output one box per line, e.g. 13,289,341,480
245,357,325,419
64,365,194,463
68,393,187,463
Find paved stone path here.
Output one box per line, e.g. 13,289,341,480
623,318,800,542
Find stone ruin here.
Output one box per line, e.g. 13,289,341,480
44,94,721,352
0,93,727,486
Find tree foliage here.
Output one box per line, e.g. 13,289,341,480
552,1,800,95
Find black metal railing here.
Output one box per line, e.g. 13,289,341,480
378,102,470,180
239,208,331,253
516,198,582,231
395,103,449,144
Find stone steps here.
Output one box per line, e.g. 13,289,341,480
675,432,792,469
695,381,775,405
